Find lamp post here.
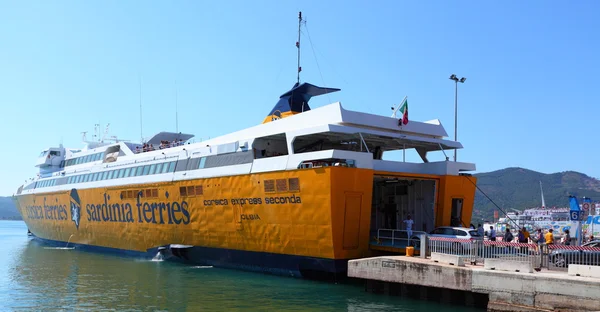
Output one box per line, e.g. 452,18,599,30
449,74,466,162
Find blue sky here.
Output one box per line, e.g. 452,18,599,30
0,1,598,196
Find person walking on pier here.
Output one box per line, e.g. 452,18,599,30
477,224,484,237
504,228,514,243
562,229,571,245
403,215,414,240
489,226,497,241
545,229,554,245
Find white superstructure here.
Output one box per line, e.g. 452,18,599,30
18,100,475,196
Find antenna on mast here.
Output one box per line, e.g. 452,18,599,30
296,11,303,84
139,75,143,143
175,80,179,133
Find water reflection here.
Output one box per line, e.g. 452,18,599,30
2,222,483,311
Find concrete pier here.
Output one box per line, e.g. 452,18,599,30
348,256,600,312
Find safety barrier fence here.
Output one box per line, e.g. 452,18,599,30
375,229,428,249
428,237,541,267
427,237,600,271
546,244,600,271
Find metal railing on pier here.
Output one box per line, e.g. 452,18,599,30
546,244,600,270
374,229,428,249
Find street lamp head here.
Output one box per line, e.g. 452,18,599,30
449,74,457,81
459,77,466,83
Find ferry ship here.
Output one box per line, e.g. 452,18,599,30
13,13,478,278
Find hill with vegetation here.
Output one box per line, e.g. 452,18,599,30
0,196,21,220
472,167,600,223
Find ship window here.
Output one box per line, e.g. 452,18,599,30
81,175,87,183
199,157,206,169
155,163,163,174
180,186,187,196
50,151,60,156
264,180,276,193
169,161,176,172
162,163,170,173
135,166,142,176
253,133,289,158
91,173,97,181
145,189,152,198
124,168,131,177
96,153,102,161
276,179,288,192
143,165,150,175
67,177,72,184
129,168,136,177
106,170,113,179
195,186,203,195
73,176,78,184
127,190,134,198
289,178,300,192
83,155,89,163
118,169,125,178
100,171,107,180
152,189,158,197
187,186,195,196
149,164,157,175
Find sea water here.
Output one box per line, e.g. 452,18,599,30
0,221,483,311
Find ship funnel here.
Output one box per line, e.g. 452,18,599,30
262,82,340,124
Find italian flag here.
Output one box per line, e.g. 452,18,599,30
400,100,408,125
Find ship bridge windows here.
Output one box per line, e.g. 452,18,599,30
253,133,288,159
293,132,368,154
65,152,104,167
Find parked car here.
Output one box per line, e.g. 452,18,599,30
549,240,600,268
428,226,483,256
429,226,483,240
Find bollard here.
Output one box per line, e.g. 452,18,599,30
420,234,427,259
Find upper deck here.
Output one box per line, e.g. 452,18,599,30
17,87,475,196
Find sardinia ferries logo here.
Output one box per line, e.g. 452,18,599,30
69,188,81,229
